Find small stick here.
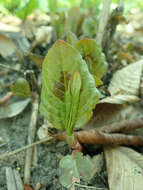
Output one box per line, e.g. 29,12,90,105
75,183,108,189
24,93,39,184
98,118,143,133
75,131,143,146
6,167,17,190
0,63,24,73
96,0,112,47
102,1,124,55
0,137,53,160
13,169,24,190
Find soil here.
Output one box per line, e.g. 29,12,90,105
0,106,106,190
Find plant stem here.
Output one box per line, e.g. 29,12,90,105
96,0,111,47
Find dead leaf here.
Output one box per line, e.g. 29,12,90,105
84,103,142,129
32,26,53,48
0,33,16,57
99,94,140,104
104,146,143,190
109,60,143,96
101,60,143,105
0,32,30,61
0,98,31,119
24,184,34,190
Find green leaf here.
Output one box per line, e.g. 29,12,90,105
82,17,98,38
0,98,31,119
59,154,80,188
15,0,38,20
66,31,78,46
40,40,100,132
75,38,108,79
10,78,31,98
59,152,95,188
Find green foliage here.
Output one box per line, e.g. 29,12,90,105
82,17,98,38
40,40,100,136
50,11,65,39
65,31,78,46
1,0,143,18
15,0,38,20
75,38,108,79
64,7,84,36
10,78,31,98
59,152,96,188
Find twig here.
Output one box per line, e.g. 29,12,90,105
102,1,124,55
54,118,143,147
24,70,41,95
98,118,143,133
0,63,24,73
13,169,24,190
24,93,39,184
96,0,112,47
75,183,108,189
0,137,53,160
6,167,17,190
75,131,143,145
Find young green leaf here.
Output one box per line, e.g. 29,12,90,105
10,78,31,98
15,0,38,20
75,38,108,79
59,152,95,188
66,31,78,46
40,40,100,132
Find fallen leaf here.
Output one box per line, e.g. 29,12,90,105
24,184,34,190
85,103,142,129
32,26,53,48
0,33,16,57
104,146,143,190
0,98,31,119
109,60,143,96
0,32,30,60
99,94,140,104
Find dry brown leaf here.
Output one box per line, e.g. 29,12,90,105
104,146,143,190
0,33,16,57
108,60,143,96
99,94,140,104
0,32,30,59
84,103,142,129
32,26,53,48
24,184,34,190
100,60,143,105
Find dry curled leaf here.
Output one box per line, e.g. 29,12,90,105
102,60,143,105
24,184,34,190
84,103,142,129
99,94,140,104
104,146,143,190
109,60,143,96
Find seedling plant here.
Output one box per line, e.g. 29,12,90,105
40,33,107,188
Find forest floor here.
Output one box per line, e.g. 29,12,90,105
0,8,143,190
